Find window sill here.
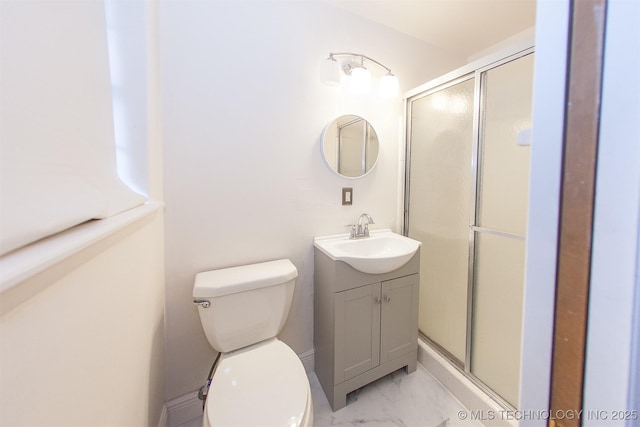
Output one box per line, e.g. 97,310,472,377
0,201,164,312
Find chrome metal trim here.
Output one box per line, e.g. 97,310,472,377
403,96,412,235
420,332,464,370
475,47,535,74
465,69,483,373
328,52,393,74
193,299,210,309
361,120,367,174
405,73,475,105
471,226,526,241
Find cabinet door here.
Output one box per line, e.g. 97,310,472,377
334,282,381,384
380,275,419,364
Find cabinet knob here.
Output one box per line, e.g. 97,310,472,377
375,296,381,304
384,295,391,302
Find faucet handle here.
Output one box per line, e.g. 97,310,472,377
346,224,356,238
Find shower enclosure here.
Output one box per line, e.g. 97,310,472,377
404,49,534,408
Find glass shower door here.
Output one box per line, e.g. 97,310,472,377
405,51,534,408
407,76,475,363
471,53,534,407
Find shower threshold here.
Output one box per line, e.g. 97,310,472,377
418,338,518,427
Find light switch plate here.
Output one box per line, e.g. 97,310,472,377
342,187,353,205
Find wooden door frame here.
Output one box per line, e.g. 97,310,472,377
549,1,608,426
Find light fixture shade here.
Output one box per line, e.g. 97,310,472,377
348,67,371,94
379,74,400,98
320,57,342,86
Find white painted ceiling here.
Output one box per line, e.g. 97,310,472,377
326,0,536,58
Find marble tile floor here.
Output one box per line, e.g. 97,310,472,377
178,363,482,427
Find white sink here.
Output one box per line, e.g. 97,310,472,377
313,229,421,274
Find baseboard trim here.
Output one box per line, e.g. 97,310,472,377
166,390,202,427
299,348,315,373
158,404,168,427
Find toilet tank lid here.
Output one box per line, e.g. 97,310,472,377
193,259,298,298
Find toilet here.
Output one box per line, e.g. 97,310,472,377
193,259,313,427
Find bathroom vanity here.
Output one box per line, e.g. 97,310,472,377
313,235,420,411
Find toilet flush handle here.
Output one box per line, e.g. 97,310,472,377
193,299,211,308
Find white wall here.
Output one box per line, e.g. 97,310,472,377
159,0,465,401
583,0,640,423
518,1,569,424
467,27,535,63
0,1,166,424
0,211,166,426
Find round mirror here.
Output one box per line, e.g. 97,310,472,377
321,115,379,178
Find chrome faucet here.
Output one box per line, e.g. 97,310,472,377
350,213,374,239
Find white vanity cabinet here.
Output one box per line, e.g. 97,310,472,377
314,248,420,411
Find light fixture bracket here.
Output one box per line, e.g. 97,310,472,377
322,52,399,98
341,61,363,76
328,52,394,77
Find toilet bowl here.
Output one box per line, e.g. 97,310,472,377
204,339,312,427
193,259,313,427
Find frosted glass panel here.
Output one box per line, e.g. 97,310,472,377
471,233,525,407
407,77,475,362
477,54,534,236
406,51,534,409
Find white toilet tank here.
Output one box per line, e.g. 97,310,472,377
193,259,298,353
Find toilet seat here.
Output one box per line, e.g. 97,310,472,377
204,338,311,427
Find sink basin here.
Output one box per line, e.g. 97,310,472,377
313,229,421,274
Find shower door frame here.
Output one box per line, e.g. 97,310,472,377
403,46,535,411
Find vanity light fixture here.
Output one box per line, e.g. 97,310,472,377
320,52,399,98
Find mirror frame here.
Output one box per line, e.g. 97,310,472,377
320,114,380,179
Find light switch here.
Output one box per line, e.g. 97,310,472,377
342,188,353,205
